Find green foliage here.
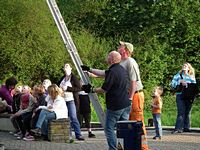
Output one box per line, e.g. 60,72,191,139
57,0,200,125
0,0,68,84
1,0,200,126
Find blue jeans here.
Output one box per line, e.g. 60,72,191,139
36,109,56,136
153,113,162,137
66,101,82,138
105,106,131,150
175,94,192,130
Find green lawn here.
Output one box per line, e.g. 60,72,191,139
91,100,200,128
144,100,200,128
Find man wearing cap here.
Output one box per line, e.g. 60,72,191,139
81,42,148,150
118,41,148,150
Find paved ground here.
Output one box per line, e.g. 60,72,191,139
0,129,200,150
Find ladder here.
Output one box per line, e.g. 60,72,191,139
46,0,105,128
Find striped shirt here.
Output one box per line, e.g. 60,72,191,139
171,72,196,93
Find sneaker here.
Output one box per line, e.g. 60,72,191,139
76,136,85,141
16,135,24,140
153,136,157,140
31,128,41,135
183,128,191,132
153,136,162,140
23,135,35,141
88,132,96,138
10,130,20,135
171,129,182,134
14,131,21,137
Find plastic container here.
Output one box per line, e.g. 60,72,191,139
117,121,142,150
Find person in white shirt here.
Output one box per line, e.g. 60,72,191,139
58,63,85,141
32,84,68,140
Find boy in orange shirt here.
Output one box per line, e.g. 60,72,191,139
151,86,163,140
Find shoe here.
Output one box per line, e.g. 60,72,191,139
31,128,41,135
16,135,24,140
23,135,35,141
183,128,191,132
88,132,96,138
153,136,157,140
76,136,85,141
10,130,20,135
171,129,182,134
14,131,21,137
153,136,162,140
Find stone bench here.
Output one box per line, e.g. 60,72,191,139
48,118,70,143
0,113,14,132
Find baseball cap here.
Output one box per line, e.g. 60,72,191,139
119,41,134,53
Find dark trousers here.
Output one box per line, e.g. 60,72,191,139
31,109,41,129
18,112,33,136
78,113,91,128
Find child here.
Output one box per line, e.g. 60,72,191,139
10,85,22,135
42,79,52,96
78,90,96,138
151,86,163,140
13,85,36,140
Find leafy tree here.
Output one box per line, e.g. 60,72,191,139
0,0,69,84
57,0,200,110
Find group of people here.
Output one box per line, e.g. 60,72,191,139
80,42,197,150
0,64,96,142
0,41,197,150
81,41,149,150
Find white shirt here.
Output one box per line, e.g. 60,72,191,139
39,95,68,119
60,77,74,101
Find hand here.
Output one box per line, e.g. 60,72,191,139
35,107,40,111
180,80,187,86
15,112,21,117
81,65,90,72
48,105,53,109
32,113,36,118
82,84,93,93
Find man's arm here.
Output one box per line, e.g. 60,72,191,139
129,80,137,99
90,69,105,77
81,65,105,77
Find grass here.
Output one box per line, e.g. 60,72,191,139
91,100,200,128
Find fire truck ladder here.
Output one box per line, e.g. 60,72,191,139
46,0,105,128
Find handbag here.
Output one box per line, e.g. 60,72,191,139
182,83,198,102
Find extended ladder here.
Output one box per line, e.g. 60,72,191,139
46,0,105,128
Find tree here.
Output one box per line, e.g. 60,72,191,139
0,0,69,84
